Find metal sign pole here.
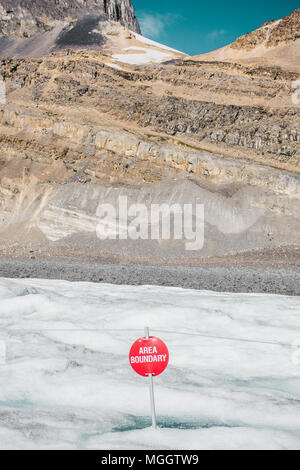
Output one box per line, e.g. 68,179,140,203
145,326,157,429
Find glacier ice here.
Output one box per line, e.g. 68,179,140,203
0,277,300,449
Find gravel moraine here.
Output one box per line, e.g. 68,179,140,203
0,259,299,296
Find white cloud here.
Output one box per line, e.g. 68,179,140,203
207,29,226,40
138,13,179,39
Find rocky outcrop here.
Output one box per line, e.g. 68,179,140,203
103,0,140,33
2,54,298,172
2,103,299,195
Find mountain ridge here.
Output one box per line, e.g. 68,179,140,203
231,9,300,51
0,0,141,38
194,9,300,72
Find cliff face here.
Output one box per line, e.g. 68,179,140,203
0,0,141,37
103,0,140,33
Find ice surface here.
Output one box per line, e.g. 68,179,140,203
0,277,300,449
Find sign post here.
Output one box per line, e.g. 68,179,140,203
129,327,169,429
145,327,157,429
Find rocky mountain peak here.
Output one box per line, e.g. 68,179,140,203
0,0,141,38
231,8,300,51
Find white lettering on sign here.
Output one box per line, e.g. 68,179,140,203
130,354,167,364
139,346,158,354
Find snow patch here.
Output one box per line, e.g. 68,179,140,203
133,32,185,55
112,47,171,65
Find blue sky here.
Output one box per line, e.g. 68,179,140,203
133,1,299,55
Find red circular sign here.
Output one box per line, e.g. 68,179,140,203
129,336,169,377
